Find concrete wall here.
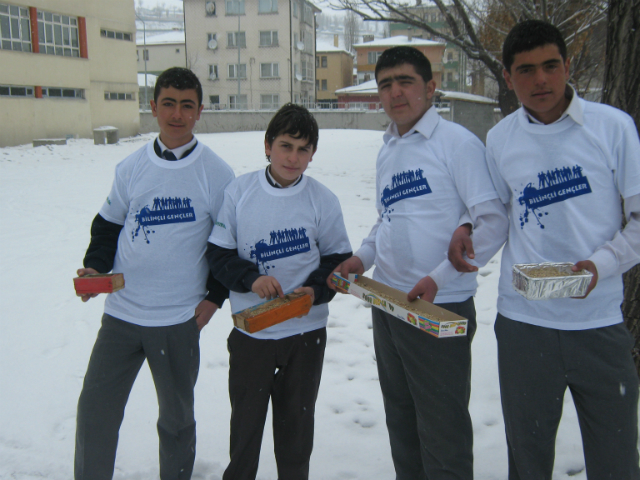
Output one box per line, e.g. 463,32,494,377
450,100,497,143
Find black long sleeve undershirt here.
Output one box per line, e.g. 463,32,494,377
206,242,352,306
83,213,228,307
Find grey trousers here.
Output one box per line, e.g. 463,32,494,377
75,314,200,480
372,297,477,480
495,314,640,480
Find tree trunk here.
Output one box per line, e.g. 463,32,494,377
602,0,640,376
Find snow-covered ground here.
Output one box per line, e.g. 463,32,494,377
1,129,632,479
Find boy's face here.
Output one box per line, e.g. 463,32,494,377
503,43,571,124
150,86,203,149
377,63,436,136
265,134,316,187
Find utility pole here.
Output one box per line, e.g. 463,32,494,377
135,12,148,109
237,14,241,108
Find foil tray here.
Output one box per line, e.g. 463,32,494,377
512,263,593,300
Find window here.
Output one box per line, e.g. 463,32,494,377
258,0,277,13
42,87,84,98
302,3,313,26
209,64,219,80
292,1,298,18
175,48,180,53
207,33,217,49
259,30,278,47
0,84,34,96
368,51,382,65
140,49,149,61
321,56,327,68
227,31,245,48
225,0,244,15
315,56,319,68
228,94,247,109
37,10,80,57
315,79,319,90
0,4,31,52
100,29,132,41
228,63,246,79
260,62,279,78
299,29,312,53
447,72,453,82
300,60,312,81
447,52,453,62
260,94,279,109
104,91,134,101
322,79,327,90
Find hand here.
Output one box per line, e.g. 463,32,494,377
448,224,478,273
571,260,598,299
293,286,315,317
194,299,219,331
252,276,284,300
76,268,99,302
407,276,438,303
294,286,315,304
327,256,365,292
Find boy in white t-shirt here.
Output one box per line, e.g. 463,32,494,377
206,104,352,480
74,68,235,480
449,20,640,479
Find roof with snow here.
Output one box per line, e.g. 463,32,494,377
316,41,352,55
138,73,158,88
437,90,497,104
335,79,378,95
353,35,444,48
136,30,185,46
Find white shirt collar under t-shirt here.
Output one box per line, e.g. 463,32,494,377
383,105,440,144
266,166,302,188
156,136,198,160
522,85,584,126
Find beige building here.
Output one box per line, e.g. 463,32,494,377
183,0,320,110
0,0,139,147
353,36,445,89
136,29,186,75
315,36,353,107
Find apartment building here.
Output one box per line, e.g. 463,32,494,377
136,29,186,75
184,0,320,110
0,0,138,147
353,36,445,88
315,36,353,107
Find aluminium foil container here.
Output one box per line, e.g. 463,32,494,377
512,262,593,300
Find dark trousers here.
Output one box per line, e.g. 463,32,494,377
495,314,640,480
223,327,327,480
372,297,477,480
75,314,200,480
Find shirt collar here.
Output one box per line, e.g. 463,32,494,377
383,105,440,144
156,135,198,160
522,85,584,126
265,166,302,188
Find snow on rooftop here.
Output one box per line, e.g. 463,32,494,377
136,30,185,46
353,35,444,48
316,41,351,55
335,79,378,95
138,73,158,88
438,90,497,104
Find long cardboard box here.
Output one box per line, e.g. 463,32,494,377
232,292,313,333
331,273,468,338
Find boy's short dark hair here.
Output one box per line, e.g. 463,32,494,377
264,103,319,160
502,20,567,73
153,67,203,106
375,46,433,83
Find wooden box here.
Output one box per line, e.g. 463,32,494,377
331,273,468,338
232,292,313,333
73,273,125,295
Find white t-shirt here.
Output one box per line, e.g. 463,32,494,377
356,106,499,302
208,170,352,340
99,140,235,327
486,98,640,330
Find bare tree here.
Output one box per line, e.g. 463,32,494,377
332,0,607,115
602,0,640,376
344,10,361,53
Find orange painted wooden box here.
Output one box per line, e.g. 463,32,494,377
232,292,313,333
73,273,125,295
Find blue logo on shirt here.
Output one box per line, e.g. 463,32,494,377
381,169,432,220
132,196,196,243
517,165,591,229
250,227,311,270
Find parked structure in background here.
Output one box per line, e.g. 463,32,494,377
0,0,138,147
388,4,471,94
183,0,320,111
136,29,185,76
315,35,353,108
353,35,445,87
